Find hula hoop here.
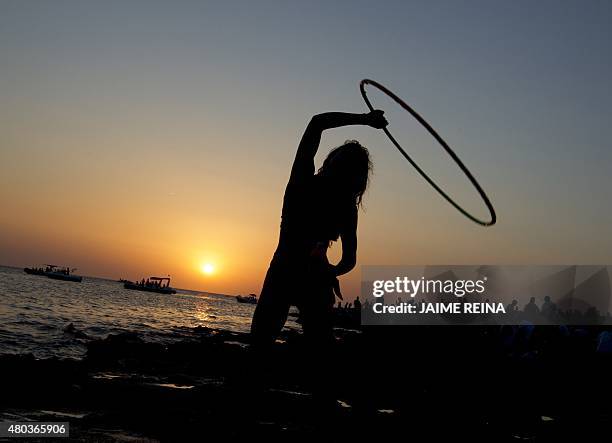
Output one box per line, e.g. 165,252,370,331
360,79,496,226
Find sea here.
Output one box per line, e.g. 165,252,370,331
0,265,297,360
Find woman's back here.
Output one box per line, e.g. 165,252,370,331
276,175,353,263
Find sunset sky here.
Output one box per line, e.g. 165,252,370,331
1,1,611,298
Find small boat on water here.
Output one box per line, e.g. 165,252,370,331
236,294,258,304
24,265,83,283
123,276,177,295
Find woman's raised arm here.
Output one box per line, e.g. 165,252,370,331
289,111,387,184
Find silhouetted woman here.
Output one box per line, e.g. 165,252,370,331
251,110,387,347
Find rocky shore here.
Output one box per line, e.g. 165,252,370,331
1,325,611,441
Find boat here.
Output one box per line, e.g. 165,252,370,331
24,267,46,276
236,294,258,304
123,276,177,294
24,265,83,282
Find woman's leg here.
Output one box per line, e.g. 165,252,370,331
299,290,335,347
299,256,336,347
298,287,337,409
250,265,291,348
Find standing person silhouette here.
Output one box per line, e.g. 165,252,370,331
251,110,388,348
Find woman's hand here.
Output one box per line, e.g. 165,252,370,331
326,264,343,300
364,110,388,129
332,277,343,300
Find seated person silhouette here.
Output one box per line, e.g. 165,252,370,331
540,295,556,319
251,110,387,347
506,299,518,313
524,296,540,320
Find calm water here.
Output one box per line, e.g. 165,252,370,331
0,266,296,359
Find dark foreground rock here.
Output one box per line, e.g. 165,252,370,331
1,325,611,442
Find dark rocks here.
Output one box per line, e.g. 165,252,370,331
1,325,611,441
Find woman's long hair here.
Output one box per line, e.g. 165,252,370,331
317,140,373,207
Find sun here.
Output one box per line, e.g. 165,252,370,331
201,263,215,275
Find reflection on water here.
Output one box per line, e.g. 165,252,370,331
0,266,297,359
